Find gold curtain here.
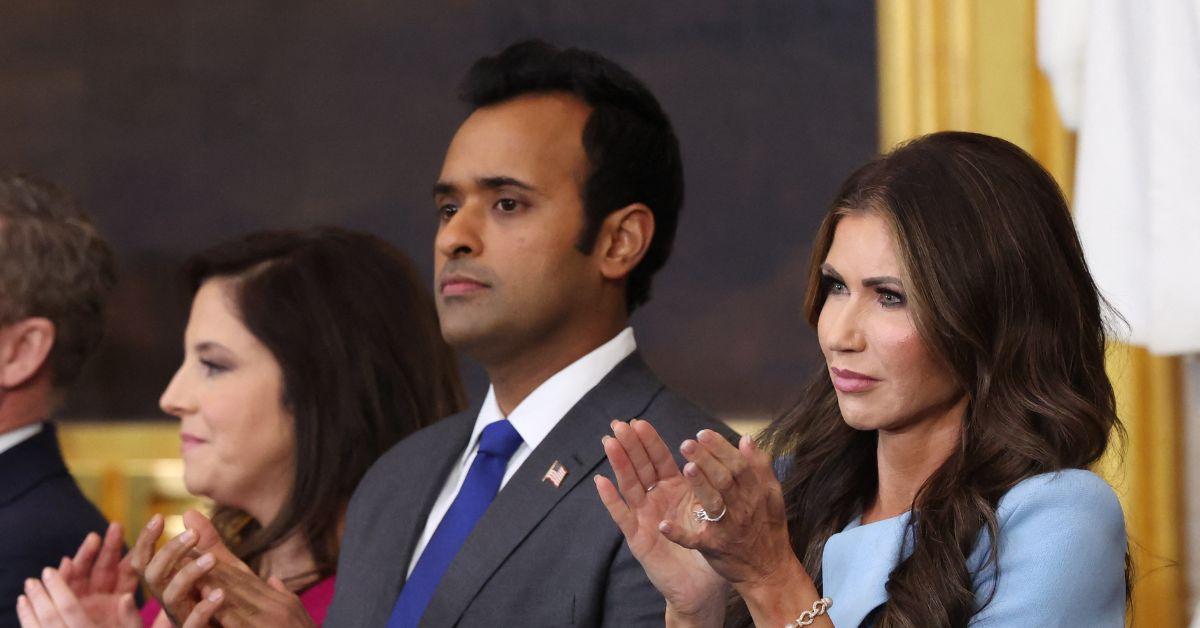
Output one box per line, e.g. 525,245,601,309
876,1,1186,626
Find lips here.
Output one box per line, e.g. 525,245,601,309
830,367,881,393
439,274,490,297
180,433,207,454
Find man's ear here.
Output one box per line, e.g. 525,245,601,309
0,317,55,389
595,203,655,281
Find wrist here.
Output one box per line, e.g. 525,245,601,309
665,600,725,628
733,558,819,623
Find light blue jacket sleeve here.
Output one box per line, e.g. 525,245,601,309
968,469,1127,627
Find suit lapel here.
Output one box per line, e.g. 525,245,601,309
364,408,477,625
420,353,663,627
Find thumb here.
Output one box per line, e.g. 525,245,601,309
118,593,142,628
182,510,249,572
267,576,289,593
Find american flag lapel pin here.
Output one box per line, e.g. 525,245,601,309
542,460,569,488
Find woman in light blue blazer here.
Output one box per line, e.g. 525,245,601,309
596,131,1127,627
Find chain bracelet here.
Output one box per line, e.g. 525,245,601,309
784,597,832,627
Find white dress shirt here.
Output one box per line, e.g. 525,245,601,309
406,327,637,576
0,422,44,457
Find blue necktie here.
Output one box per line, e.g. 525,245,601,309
388,420,524,627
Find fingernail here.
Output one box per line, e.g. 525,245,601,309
610,419,619,430
208,588,224,602
197,553,215,568
178,529,196,544
24,578,34,591
601,435,612,445
42,567,55,581
680,440,696,454
684,462,698,476
17,594,27,608
147,514,162,529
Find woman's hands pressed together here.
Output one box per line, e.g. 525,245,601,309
128,510,314,628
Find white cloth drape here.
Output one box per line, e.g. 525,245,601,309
1038,0,1200,355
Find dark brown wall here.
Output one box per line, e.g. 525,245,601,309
0,1,877,421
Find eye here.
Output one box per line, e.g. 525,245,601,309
199,358,228,377
438,203,459,221
494,198,520,213
877,289,906,308
822,275,848,296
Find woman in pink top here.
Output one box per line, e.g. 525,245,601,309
16,228,463,627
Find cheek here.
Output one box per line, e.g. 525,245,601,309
815,302,836,354
195,383,293,477
874,324,956,401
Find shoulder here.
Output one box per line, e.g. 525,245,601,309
0,476,107,553
968,470,1127,625
640,386,736,444
995,469,1124,533
356,411,473,488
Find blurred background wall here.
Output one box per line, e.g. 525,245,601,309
0,1,878,423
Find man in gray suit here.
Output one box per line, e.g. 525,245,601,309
326,40,735,627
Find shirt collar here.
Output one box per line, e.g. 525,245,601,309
0,422,44,457
463,327,637,466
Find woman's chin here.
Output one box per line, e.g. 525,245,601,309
838,409,894,432
181,471,213,501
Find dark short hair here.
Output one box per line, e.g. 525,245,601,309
460,39,683,312
0,175,116,387
184,227,465,578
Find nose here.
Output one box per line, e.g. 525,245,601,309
821,299,867,354
158,364,192,419
435,202,484,260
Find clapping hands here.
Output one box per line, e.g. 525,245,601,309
17,511,314,628
16,523,141,628
596,420,814,627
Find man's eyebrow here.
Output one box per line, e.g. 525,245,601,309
432,182,456,198
432,176,539,199
478,176,537,193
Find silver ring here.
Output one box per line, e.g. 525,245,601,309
645,484,658,493
693,504,727,523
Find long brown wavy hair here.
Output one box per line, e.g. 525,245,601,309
736,131,1125,626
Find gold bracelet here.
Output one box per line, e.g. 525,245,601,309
784,597,832,627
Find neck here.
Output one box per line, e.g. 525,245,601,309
0,381,53,436
258,529,319,588
485,315,626,415
864,395,967,523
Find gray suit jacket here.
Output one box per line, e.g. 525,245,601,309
326,353,735,627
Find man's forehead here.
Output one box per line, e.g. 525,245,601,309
440,95,591,186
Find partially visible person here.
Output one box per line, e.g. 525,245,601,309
0,175,117,628
15,228,464,627
598,132,1128,627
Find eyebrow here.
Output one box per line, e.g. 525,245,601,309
820,263,903,287
194,341,231,354
432,176,539,198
